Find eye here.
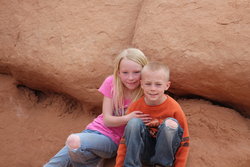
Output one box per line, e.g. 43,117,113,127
156,83,162,87
122,72,128,74
134,71,141,74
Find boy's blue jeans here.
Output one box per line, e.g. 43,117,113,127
43,129,117,167
124,118,183,167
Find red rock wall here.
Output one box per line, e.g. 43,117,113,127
1,0,249,116
132,0,250,116
0,0,144,110
0,0,250,166
0,74,249,167
1,0,250,116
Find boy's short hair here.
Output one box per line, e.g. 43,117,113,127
141,61,170,81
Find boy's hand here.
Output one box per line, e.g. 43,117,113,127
125,111,152,123
145,118,160,127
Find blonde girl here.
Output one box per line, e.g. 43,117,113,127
44,48,151,167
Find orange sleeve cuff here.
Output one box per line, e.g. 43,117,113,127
115,141,127,167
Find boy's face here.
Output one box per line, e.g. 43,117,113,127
141,69,170,105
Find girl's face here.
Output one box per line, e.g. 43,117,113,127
118,58,143,91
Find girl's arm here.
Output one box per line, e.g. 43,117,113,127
102,96,150,127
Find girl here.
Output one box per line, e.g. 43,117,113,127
44,48,151,167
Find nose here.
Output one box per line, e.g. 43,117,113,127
128,73,135,80
150,84,156,90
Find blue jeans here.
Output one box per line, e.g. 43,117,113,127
124,118,183,167
44,130,117,167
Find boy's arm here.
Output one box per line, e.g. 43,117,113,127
174,138,190,167
174,109,190,167
115,138,127,167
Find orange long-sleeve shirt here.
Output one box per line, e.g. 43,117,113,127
115,95,190,167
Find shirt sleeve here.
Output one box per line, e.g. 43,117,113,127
174,106,190,167
115,138,127,167
114,105,134,167
98,75,113,98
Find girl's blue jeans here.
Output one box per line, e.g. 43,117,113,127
124,118,183,167
43,129,118,167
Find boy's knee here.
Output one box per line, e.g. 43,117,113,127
66,134,80,150
165,119,178,129
126,118,143,129
128,118,143,125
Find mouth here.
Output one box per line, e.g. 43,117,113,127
148,93,158,96
126,82,137,85
125,82,139,89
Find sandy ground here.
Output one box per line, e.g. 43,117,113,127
1,74,250,167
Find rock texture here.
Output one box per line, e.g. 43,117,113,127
0,0,250,167
1,0,250,116
180,99,250,167
0,74,94,167
132,0,250,116
0,0,144,111
0,74,249,167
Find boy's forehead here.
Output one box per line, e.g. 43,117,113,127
142,68,163,75
141,69,167,80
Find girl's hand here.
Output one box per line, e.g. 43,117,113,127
125,111,152,124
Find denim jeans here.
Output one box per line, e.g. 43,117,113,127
124,118,183,167
44,129,118,167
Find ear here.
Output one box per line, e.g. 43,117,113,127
117,70,121,77
165,81,171,90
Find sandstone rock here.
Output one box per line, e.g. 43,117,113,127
1,0,250,166
0,74,94,166
1,74,249,167
0,0,143,111
179,99,250,167
1,0,249,116
132,0,250,116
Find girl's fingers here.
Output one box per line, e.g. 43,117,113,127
134,111,143,114
136,113,150,117
140,117,152,123
131,111,152,123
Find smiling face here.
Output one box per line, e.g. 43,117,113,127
118,58,143,91
141,69,170,105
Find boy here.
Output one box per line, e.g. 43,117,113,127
115,62,190,167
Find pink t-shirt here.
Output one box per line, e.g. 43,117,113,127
86,75,131,145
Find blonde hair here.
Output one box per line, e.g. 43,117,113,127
113,48,148,116
141,61,170,81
